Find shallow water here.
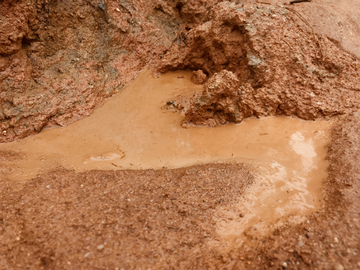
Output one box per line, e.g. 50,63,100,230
0,69,331,242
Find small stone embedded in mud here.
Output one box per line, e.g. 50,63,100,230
334,263,344,270
166,100,175,105
98,4,105,11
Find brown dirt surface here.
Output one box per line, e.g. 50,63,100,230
1,0,360,141
1,0,360,269
0,163,254,269
293,0,360,59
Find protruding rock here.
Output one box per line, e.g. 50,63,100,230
183,70,243,127
191,70,207,85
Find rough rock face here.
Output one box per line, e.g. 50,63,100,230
0,0,224,143
159,2,360,126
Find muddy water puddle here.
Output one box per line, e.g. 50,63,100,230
0,69,331,243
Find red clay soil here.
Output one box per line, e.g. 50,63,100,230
293,0,360,60
158,2,360,127
0,0,224,143
1,0,360,269
0,163,255,269
1,0,360,142
1,114,360,269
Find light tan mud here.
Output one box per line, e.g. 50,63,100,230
0,69,331,237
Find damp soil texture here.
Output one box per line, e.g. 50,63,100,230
1,0,360,270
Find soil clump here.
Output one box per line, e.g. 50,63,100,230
2,0,360,141
158,2,360,127
191,69,207,85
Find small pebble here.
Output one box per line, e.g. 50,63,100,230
334,262,344,270
98,4,105,11
239,213,244,218
97,245,104,250
282,262,288,268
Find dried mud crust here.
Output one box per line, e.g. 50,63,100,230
0,163,254,269
158,2,360,127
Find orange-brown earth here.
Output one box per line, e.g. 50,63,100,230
0,0,224,142
158,2,360,127
1,0,360,269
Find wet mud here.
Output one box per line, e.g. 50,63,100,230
0,69,349,270
0,70,331,243
1,0,360,269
